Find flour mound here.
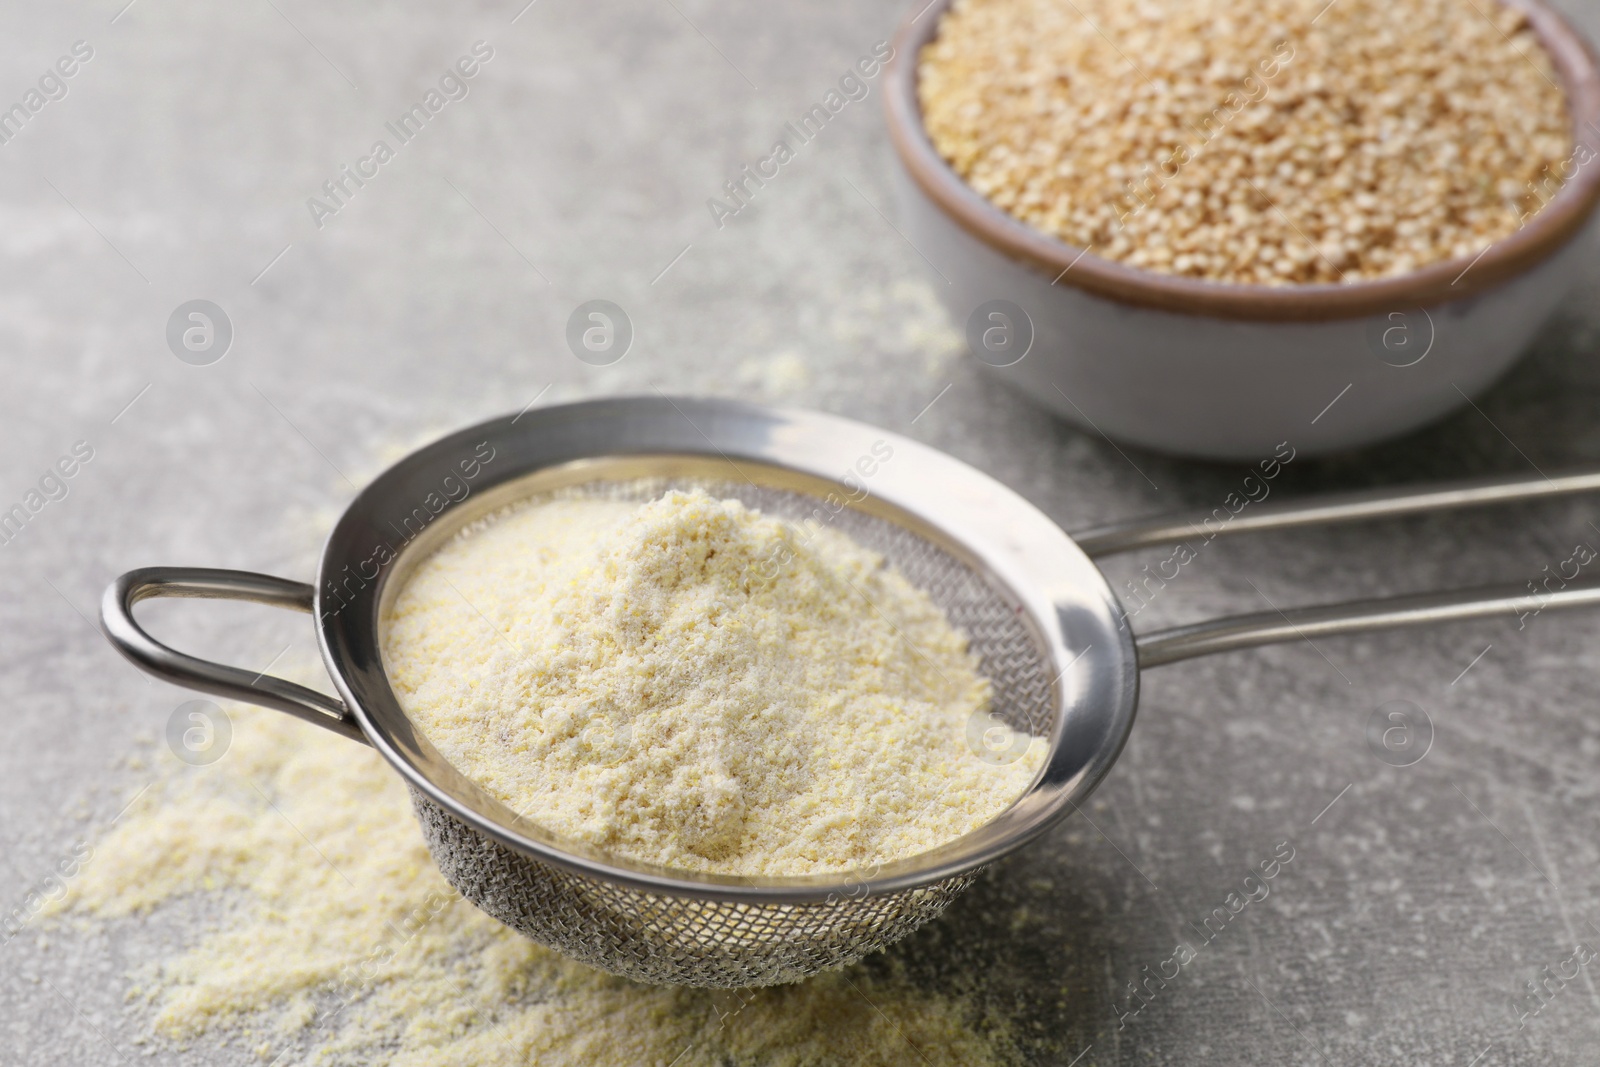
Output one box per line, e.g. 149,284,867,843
383,489,1044,876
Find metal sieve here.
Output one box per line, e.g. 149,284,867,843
102,397,1600,987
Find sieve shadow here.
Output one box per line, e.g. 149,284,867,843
864,844,1131,1062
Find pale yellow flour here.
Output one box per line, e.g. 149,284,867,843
381,488,1045,876
53,709,1018,1067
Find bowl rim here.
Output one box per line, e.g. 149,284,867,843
884,0,1600,322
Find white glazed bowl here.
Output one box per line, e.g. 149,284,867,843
884,0,1600,460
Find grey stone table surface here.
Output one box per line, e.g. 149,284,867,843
4,0,1600,1063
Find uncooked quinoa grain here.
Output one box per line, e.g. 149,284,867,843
382,489,1043,877
917,0,1573,284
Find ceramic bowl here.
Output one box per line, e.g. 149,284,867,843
884,0,1600,460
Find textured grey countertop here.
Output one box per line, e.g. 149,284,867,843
4,0,1600,1064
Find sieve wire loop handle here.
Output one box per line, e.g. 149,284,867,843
101,567,367,744
1075,464,1600,667
1075,465,1600,557
1136,576,1600,667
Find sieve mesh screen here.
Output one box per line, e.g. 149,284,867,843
406,477,1056,987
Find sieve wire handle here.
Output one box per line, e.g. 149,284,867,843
1074,465,1600,557
1073,465,1600,668
1135,577,1600,667
101,567,367,744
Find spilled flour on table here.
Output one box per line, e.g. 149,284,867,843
50,707,1019,1066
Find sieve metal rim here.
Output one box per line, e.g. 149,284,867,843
315,396,1139,904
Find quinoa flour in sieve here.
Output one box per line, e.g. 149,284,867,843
381,488,1045,877
49,708,1020,1066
